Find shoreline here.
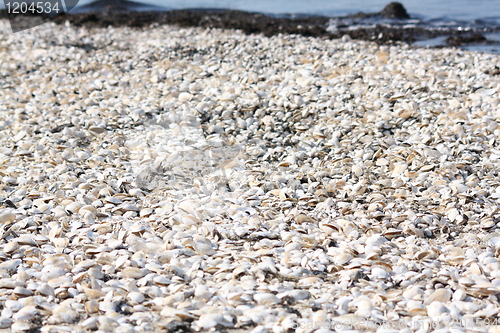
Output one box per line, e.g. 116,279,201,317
1,5,500,51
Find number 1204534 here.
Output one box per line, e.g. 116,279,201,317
5,1,61,14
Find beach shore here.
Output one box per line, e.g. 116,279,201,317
0,18,500,332
3,3,500,48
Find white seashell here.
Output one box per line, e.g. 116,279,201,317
81,317,99,330
49,305,78,324
402,286,423,300
195,242,216,256
139,208,153,217
11,321,30,331
0,259,21,270
12,306,36,321
0,211,15,224
104,197,122,205
355,299,373,318
178,92,193,102
128,292,145,304
5,300,22,311
36,283,55,297
51,207,68,218
0,278,21,289
3,241,19,254
334,253,352,266
65,202,82,214
351,165,363,177
406,300,425,311
83,211,95,225
195,285,214,300
370,267,388,280
487,237,500,249
121,267,146,279
424,288,452,304
120,203,139,211
458,277,475,287
427,301,448,319
195,313,234,330
0,317,12,329
253,293,281,305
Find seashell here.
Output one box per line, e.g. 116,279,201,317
427,301,448,319
3,241,19,254
424,288,452,305
51,207,68,218
370,267,388,280
128,292,145,304
129,224,146,235
402,286,423,301
0,259,21,270
446,247,465,265
88,126,106,134
0,317,12,329
121,267,147,279
178,92,193,102
153,275,172,286
334,252,352,266
65,202,82,214
85,300,99,314
195,285,214,300
320,223,340,235
383,228,403,239
11,321,31,331
120,203,140,211
354,299,373,318
36,283,55,297
81,317,99,330
5,300,22,311
287,290,310,301
195,313,234,330
351,164,363,177
140,208,153,217
12,306,36,321
0,211,16,224
49,305,78,324
468,283,500,296
415,250,437,261
487,237,500,249
104,197,122,205
253,293,281,305
195,242,216,256
160,307,197,320
458,277,475,287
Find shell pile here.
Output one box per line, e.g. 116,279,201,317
1,18,500,333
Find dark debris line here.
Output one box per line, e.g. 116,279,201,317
0,2,497,48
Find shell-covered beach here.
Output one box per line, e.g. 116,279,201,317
1,17,500,333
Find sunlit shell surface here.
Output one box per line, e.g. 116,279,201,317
0,16,499,332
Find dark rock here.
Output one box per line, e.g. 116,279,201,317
380,2,410,19
0,3,462,48
446,33,487,46
163,320,193,333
